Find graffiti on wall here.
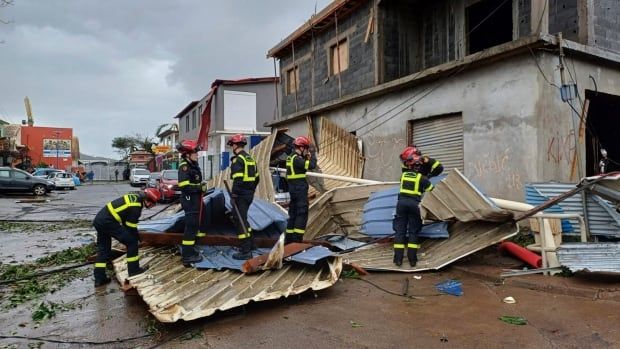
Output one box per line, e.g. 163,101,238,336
468,147,523,191
364,131,407,179
547,129,576,165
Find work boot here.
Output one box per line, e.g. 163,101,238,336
182,253,203,267
232,238,253,260
128,266,149,277
408,249,418,267
94,276,112,287
393,249,404,266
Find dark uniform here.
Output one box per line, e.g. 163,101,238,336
93,193,145,283
230,150,259,254
393,171,433,266
285,152,317,243
178,159,204,262
401,156,443,178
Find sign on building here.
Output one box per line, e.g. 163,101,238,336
43,138,72,158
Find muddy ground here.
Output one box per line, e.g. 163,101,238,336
0,183,619,349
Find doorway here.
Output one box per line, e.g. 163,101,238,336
584,90,620,176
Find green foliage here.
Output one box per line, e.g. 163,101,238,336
32,301,76,322
35,243,96,267
341,269,360,279
0,264,36,281
499,315,528,325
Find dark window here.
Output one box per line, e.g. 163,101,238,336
192,110,196,129
0,170,9,178
466,0,513,54
13,171,28,179
185,115,190,132
286,66,299,95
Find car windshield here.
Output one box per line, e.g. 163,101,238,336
150,173,161,179
134,170,150,175
162,171,178,180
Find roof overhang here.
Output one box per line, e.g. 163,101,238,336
267,0,368,58
173,101,199,119
267,33,620,127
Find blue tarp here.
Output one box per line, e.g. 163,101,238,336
190,245,272,271
138,188,287,239
287,246,334,265
359,176,449,238
524,185,574,233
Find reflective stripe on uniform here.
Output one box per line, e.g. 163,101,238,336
196,231,206,237
400,172,422,196
95,262,107,268
125,221,138,228
293,228,305,234
126,255,139,262
107,194,142,224
426,184,434,191
286,154,306,179
393,243,405,249
238,233,250,239
178,180,201,188
233,155,258,182
182,240,195,246
431,160,441,171
407,243,420,249
286,228,295,234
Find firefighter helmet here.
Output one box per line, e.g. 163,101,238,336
411,145,422,156
176,140,201,154
227,134,247,146
293,136,311,148
400,146,417,162
143,188,161,205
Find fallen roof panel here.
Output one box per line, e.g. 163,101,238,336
420,169,514,222
113,246,342,322
340,221,517,272
557,243,620,274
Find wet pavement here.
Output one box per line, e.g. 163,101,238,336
0,183,619,348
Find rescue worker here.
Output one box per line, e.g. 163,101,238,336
393,147,434,267
228,134,260,260
176,139,205,266
93,188,161,287
285,136,317,244
400,145,443,178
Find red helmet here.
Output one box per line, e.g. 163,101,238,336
405,154,423,168
411,145,422,156
227,134,247,146
143,188,161,204
400,146,417,162
176,139,201,154
293,136,311,148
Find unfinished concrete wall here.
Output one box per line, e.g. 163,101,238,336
535,51,620,182
518,0,532,37
279,0,375,117
548,0,579,40
312,54,541,201
592,0,620,53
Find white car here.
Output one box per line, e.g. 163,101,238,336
129,168,151,187
48,171,76,190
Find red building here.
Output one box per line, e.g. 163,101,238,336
21,126,73,170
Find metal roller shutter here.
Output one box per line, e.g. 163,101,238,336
411,113,464,171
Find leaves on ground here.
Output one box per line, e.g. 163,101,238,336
350,320,363,328
32,301,76,322
499,315,528,325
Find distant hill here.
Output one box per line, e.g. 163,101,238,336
79,153,122,162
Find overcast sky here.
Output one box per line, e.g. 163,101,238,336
0,0,330,158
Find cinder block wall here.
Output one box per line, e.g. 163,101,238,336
592,0,620,53
549,0,579,40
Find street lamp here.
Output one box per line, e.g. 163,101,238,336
52,130,61,169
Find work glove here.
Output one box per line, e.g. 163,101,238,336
201,181,209,193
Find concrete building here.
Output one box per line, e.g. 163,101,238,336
267,0,620,200
20,126,73,171
174,78,278,179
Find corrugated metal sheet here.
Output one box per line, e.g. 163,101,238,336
527,182,620,237
524,185,574,233
311,117,365,195
420,169,514,222
557,243,620,273
305,183,398,240
113,246,342,322
412,114,463,171
342,221,518,272
208,130,278,203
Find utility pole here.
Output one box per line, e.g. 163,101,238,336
53,130,61,169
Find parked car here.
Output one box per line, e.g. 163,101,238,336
158,169,180,202
147,172,161,188
0,167,55,196
129,168,151,187
48,171,76,190
32,168,62,179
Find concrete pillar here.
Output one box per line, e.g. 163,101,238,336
531,0,549,35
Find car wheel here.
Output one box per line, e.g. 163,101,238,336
33,184,46,196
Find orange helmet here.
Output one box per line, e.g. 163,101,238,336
293,136,311,148
176,140,201,154
143,188,161,205
227,134,247,146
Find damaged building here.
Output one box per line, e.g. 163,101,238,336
267,0,620,201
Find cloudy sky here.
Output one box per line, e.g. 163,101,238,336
0,0,330,158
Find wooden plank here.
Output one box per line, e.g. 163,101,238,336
242,243,313,273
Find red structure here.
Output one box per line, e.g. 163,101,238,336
21,126,73,170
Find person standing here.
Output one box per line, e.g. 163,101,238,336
176,140,205,266
393,147,434,267
227,134,259,260
93,188,161,287
285,136,317,244
87,170,95,184
114,168,119,182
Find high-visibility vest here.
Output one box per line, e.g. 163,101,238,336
286,153,310,180
399,172,423,196
231,154,258,182
106,194,142,228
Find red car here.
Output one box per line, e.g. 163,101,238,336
158,169,180,202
